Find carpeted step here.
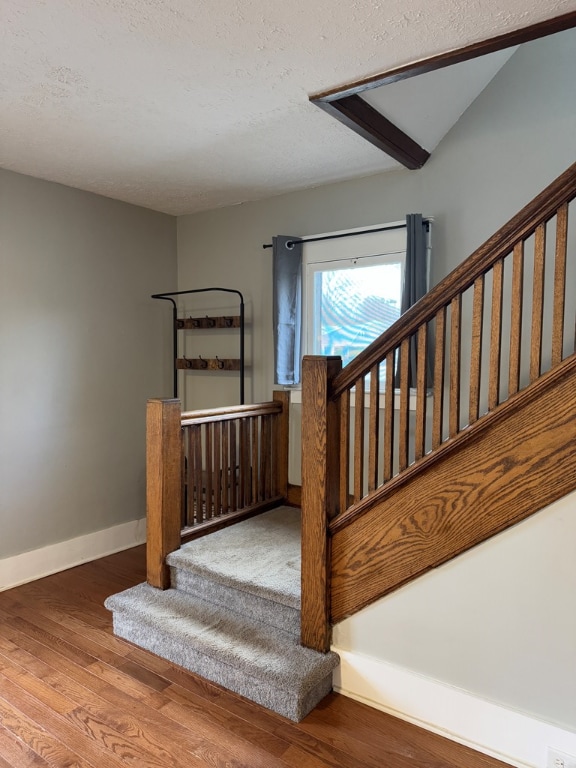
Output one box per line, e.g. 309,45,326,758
105,582,339,722
166,507,301,635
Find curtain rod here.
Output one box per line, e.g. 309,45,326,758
262,220,430,249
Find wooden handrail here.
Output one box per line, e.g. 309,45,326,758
330,160,576,398
181,400,282,425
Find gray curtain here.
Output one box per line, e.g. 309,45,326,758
397,214,431,387
273,235,303,385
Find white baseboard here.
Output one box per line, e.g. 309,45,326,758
332,646,576,768
0,518,147,591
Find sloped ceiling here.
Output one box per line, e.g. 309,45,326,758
1,0,576,215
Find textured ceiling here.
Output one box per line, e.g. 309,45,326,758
1,0,576,215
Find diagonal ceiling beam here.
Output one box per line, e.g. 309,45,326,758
314,94,430,170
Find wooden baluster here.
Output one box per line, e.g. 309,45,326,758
488,259,504,410
181,426,187,527
301,356,342,652
432,307,446,449
259,414,269,501
552,204,568,367
195,424,203,521
383,350,395,482
187,426,195,526
230,420,237,511
273,390,290,500
146,398,182,590
205,422,213,519
354,376,365,501
530,223,546,383
251,416,259,504
368,365,380,492
415,323,427,460
240,419,250,508
339,389,351,514
222,420,230,514
469,275,484,425
398,337,410,471
508,241,524,397
213,421,222,517
449,296,461,437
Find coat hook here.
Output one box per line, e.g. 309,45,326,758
199,355,208,369
216,356,224,370
182,355,193,369
206,315,215,328
225,316,233,327
192,317,200,328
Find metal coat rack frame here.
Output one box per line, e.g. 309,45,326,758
151,287,245,404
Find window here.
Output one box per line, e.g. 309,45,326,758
303,225,407,384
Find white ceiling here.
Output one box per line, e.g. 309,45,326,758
1,0,575,216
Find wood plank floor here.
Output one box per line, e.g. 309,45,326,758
0,546,511,768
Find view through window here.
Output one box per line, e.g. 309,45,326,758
304,225,407,387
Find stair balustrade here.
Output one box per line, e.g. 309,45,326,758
301,161,576,651
146,392,289,588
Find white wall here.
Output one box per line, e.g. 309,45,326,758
176,27,576,746
0,170,176,562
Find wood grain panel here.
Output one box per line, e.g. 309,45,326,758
331,354,576,622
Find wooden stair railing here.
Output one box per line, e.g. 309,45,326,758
301,161,576,652
147,391,289,588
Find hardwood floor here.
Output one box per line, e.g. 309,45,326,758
0,546,511,768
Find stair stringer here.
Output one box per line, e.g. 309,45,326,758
330,353,576,624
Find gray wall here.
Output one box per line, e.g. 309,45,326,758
0,170,176,558
177,29,576,730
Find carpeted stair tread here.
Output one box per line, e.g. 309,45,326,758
166,507,300,609
105,582,338,721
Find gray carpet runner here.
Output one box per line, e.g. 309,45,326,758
105,507,339,721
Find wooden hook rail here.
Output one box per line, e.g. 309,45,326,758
176,315,241,330
176,357,241,371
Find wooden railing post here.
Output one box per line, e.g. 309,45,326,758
273,390,290,500
146,398,182,589
301,356,342,652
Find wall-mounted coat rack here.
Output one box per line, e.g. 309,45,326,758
151,287,245,404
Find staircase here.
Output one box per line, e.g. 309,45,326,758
108,160,576,728
105,507,339,721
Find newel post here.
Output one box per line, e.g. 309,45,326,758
301,356,342,652
146,398,182,589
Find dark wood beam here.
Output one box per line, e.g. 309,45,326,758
315,94,430,170
312,9,576,102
